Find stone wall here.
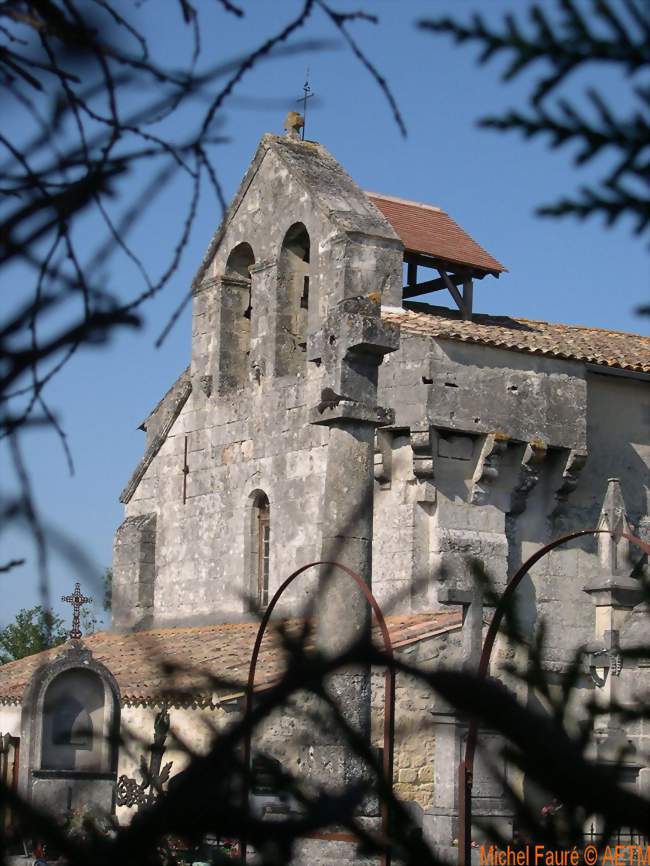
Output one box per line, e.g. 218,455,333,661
369,629,464,810
109,129,650,856
114,134,403,629
377,329,650,664
120,375,330,626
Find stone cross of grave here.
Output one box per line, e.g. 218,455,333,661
61,582,92,640
116,709,173,810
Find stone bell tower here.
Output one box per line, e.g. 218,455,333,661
113,114,405,630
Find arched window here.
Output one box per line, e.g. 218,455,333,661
250,492,270,610
221,242,255,389
41,669,105,771
276,223,310,377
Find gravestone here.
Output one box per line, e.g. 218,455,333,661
19,639,120,820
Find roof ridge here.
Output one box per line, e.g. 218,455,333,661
104,611,451,640
402,304,650,341
511,316,650,340
139,364,190,431
119,372,192,504
384,305,650,372
366,190,444,214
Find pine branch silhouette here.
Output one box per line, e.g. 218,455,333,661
419,0,650,243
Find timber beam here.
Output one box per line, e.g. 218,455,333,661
403,251,495,279
437,269,474,320
402,273,463,299
402,268,474,319
402,252,483,319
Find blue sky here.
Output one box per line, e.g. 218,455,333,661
2,0,648,630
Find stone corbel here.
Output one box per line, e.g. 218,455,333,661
310,397,394,427
374,429,393,488
310,296,400,416
554,448,588,507
411,429,434,482
471,431,509,505
509,439,548,515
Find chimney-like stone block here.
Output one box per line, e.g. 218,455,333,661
112,513,157,630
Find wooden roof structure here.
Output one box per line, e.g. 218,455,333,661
367,192,507,320
367,193,506,276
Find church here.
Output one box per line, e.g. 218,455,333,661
0,118,649,862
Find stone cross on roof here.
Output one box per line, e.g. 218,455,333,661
61,581,92,640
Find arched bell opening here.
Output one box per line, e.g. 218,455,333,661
276,223,310,377
221,242,256,389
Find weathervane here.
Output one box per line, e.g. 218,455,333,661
297,69,313,140
61,581,92,640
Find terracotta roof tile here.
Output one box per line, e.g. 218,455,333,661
367,193,506,274
0,611,462,707
382,304,650,374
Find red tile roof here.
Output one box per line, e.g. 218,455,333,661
367,193,506,275
0,611,462,707
382,304,650,374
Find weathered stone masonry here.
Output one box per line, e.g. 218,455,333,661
108,130,650,850
2,128,646,861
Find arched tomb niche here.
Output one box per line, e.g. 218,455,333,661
41,668,106,772
19,642,120,818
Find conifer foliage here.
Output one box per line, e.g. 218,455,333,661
419,0,650,240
